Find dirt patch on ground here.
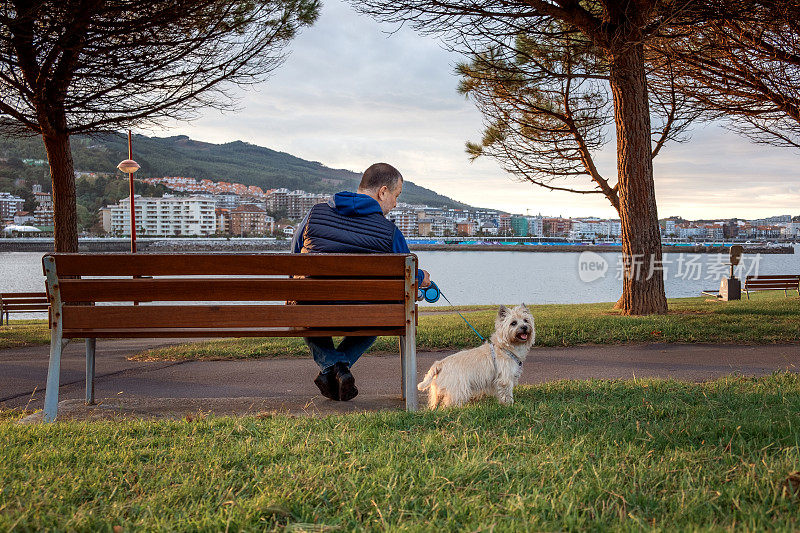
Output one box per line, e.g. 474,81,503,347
18,395,405,424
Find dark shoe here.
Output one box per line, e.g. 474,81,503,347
334,362,358,401
314,370,339,400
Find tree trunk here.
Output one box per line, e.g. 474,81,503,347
608,43,668,315
42,131,78,252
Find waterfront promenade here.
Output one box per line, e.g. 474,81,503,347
3,338,799,420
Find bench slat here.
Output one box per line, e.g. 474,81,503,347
61,304,406,329
61,326,406,338
745,275,800,280
1,298,49,304
47,253,407,277
58,278,405,302
3,304,50,310
1,292,47,298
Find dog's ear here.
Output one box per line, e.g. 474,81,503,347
520,303,529,311
497,305,509,319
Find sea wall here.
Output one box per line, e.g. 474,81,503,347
0,238,793,254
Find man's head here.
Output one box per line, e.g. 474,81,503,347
358,163,403,215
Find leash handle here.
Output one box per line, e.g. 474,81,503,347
438,288,486,343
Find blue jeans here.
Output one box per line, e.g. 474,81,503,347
304,336,377,373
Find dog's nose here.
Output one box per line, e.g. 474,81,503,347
520,325,529,333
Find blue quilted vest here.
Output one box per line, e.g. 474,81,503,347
301,202,395,253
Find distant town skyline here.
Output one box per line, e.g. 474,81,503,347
146,0,800,221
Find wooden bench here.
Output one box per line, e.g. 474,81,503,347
42,253,419,422
0,292,49,325
744,275,800,299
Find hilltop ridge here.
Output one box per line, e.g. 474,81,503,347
0,133,469,209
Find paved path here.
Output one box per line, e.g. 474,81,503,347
2,339,799,419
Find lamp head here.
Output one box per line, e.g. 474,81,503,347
117,159,140,174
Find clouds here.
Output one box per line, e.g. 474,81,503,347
149,1,800,220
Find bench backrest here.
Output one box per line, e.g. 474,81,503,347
744,275,800,291
0,292,49,313
43,253,417,338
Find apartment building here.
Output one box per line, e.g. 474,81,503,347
293,192,330,220
229,204,274,236
781,222,800,237
388,209,419,236
0,192,24,222
527,216,544,237
33,191,54,227
213,194,241,210
510,216,529,236
418,217,456,237
456,219,477,236
675,224,708,239
749,225,783,239
109,195,217,236
497,214,512,234
569,218,621,240
266,188,290,213
216,208,231,234
264,188,329,220
543,217,573,237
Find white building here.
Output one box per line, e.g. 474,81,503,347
109,195,217,236
527,215,544,237
781,222,800,237
676,224,707,240
265,188,330,220
0,192,24,221
569,218,621,240
295,192,330,220
266,188,290,213
388,209,419,236
213,194,241,210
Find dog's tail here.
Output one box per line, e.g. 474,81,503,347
417,360,443,391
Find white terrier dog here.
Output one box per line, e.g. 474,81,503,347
418,304,535,408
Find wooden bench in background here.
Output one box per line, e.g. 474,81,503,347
744,275,800,299
42,253,419,422
0,292,49,325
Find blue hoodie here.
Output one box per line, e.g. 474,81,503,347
292,191,424,285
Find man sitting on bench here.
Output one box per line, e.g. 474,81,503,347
291,162,430,401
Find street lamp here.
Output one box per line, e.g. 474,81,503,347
117,130,140,252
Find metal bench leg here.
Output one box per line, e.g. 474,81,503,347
86,338,96,405
402,333,417,411
44,337,68,422
399,336,406,400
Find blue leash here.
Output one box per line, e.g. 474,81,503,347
437,288,486,343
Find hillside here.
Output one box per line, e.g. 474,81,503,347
0,133,469,208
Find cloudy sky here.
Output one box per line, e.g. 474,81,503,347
154,0,800,220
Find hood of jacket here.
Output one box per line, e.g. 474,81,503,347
331,191,383,217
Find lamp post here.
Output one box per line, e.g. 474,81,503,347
117,131,140,252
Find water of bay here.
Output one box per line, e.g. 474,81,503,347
1,247,797,316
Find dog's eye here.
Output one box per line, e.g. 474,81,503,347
524,319,529,323
511,321,517,326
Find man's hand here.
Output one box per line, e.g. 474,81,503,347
420,269,431,288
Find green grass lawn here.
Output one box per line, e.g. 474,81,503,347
132,292,800,361
0,319,50,349
2,292,797,360
2,374,800,530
